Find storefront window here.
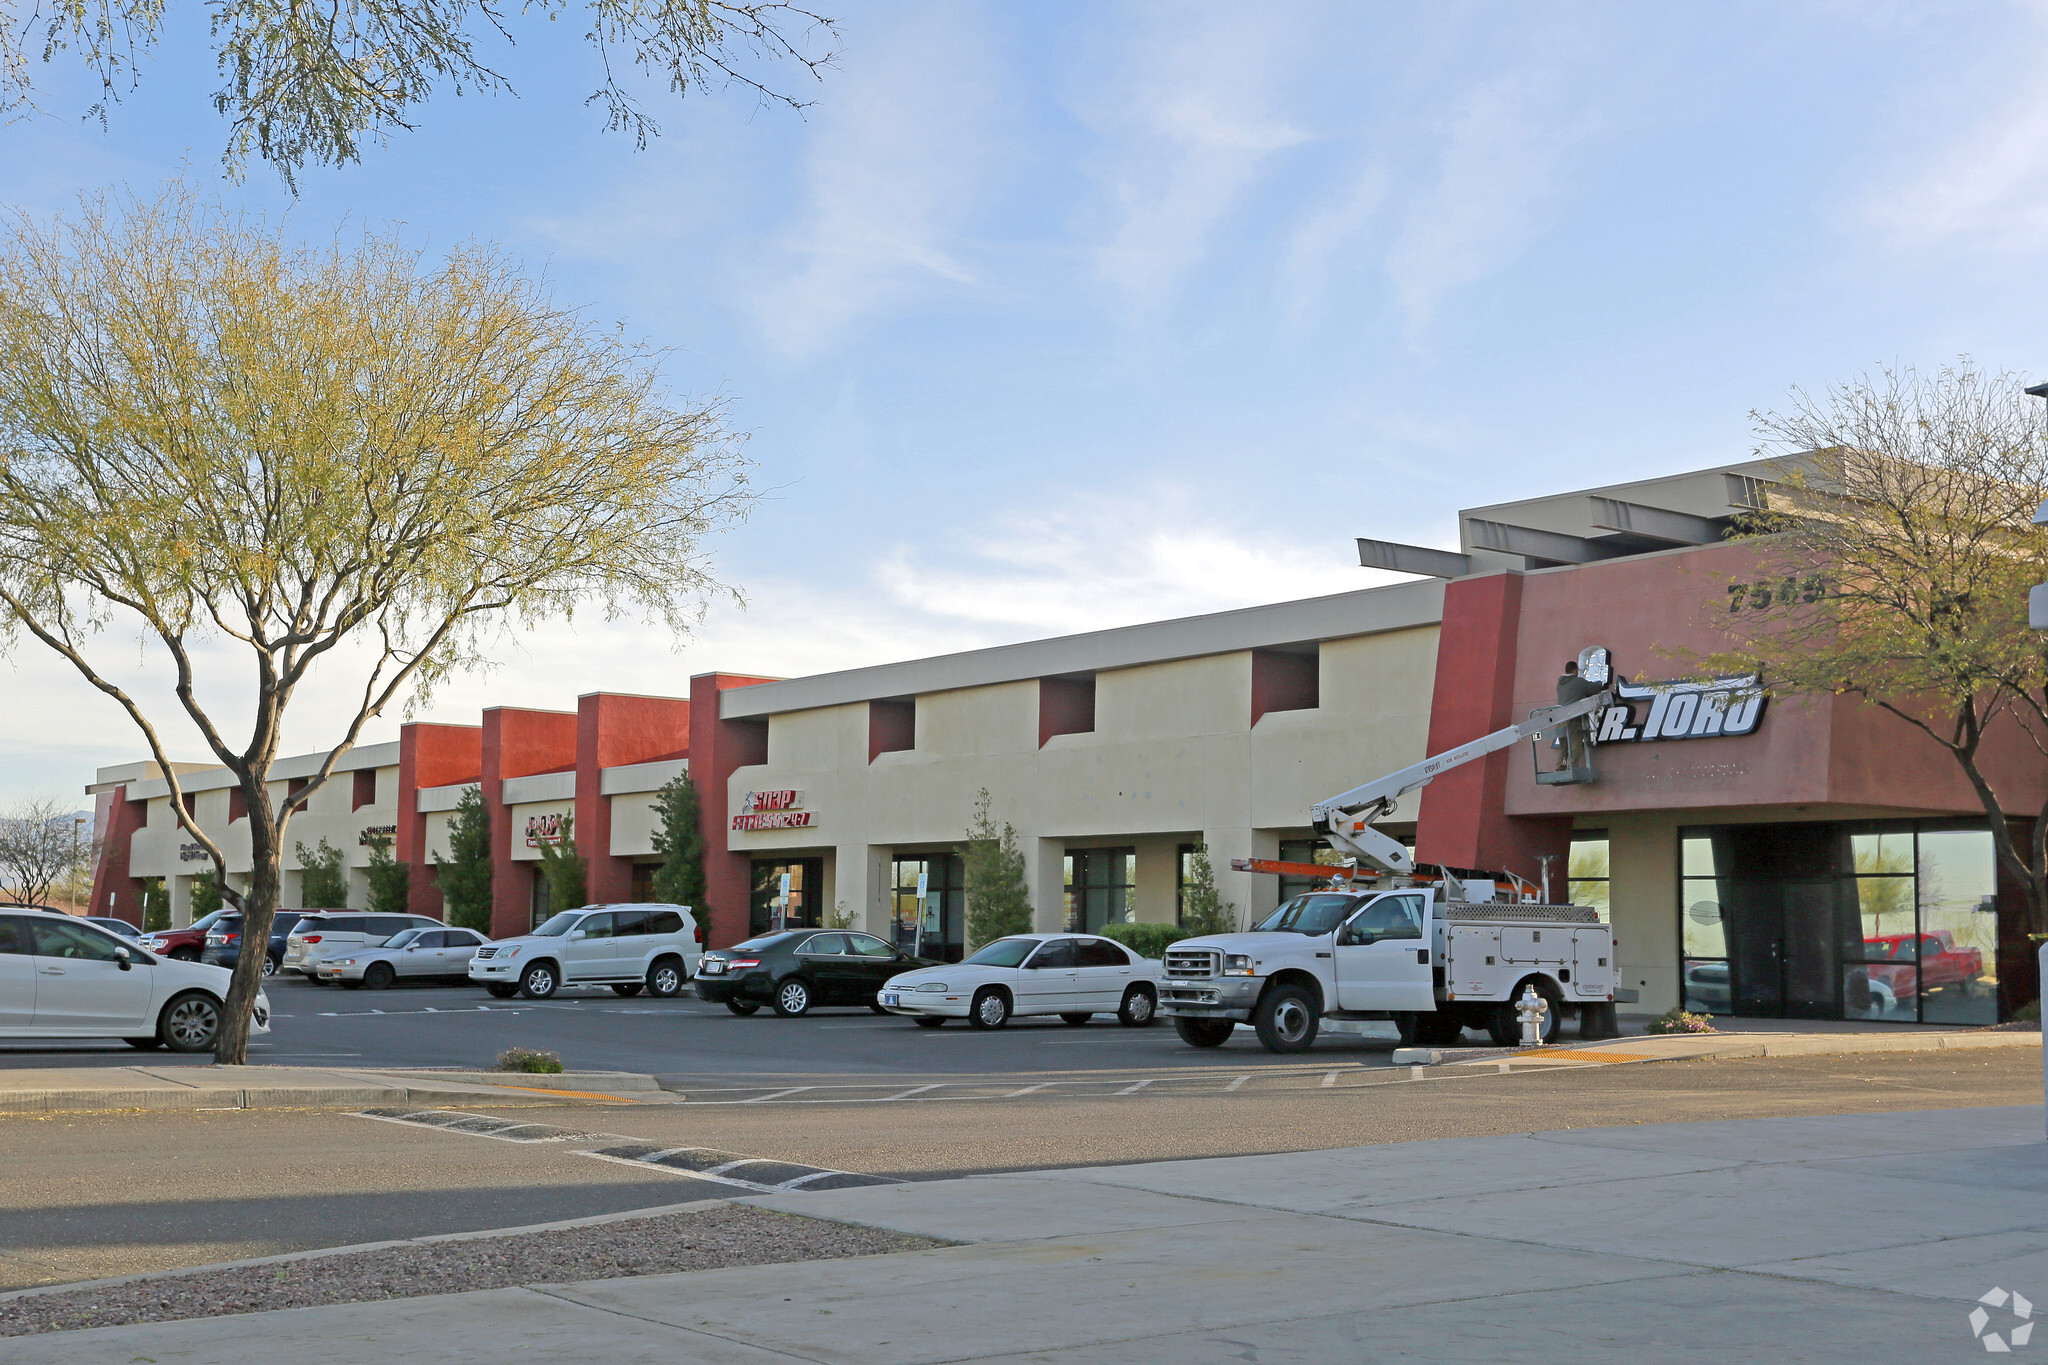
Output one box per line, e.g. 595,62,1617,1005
1567,831,1609,920
1065,848,1135,933
1276,838,1333,903
891,854,964,963
749,858,823,937
1675,821,1998,1024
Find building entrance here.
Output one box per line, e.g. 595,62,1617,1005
891,854,964,962
749,857,824,937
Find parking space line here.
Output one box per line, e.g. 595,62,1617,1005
1004,1081,1057,1098
1321,1071,1338,1088
741,1086,815,1103
880,1084,943,1101
1115,1078,1154,1096
1224,1075,1251,1091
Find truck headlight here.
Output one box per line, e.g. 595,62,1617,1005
1222,955,1254,976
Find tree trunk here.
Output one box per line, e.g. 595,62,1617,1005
213,777,279,1064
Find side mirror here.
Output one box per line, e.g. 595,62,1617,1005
115,946,132,970
568,930,586,941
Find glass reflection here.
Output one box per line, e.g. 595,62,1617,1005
1682,958,1730,1014
1681,836,1716,877
1917,828,1997,1024
1681,887,1726,958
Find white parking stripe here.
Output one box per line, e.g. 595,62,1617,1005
880,1084,942,1101
1224,1075,1250,1091
1004,1082,1057,1098
1115,1078,1154,1096
1321,1071,1338,1087
741,1086,815,1103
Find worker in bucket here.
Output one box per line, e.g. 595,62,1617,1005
1554,659,1602,772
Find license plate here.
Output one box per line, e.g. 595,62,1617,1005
881,992,899,1007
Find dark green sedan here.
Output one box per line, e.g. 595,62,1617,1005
693,930,936,1018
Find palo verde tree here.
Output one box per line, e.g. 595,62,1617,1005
0,796,87,907
1711,362,2048,945
2,2,839,190
0,182,752,1060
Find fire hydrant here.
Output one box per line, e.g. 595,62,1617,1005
1516,985,1549,1048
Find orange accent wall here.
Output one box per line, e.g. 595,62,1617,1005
397,722,481,918
482,707,577,938
576,693,691,904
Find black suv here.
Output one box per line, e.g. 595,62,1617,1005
200,912,305,978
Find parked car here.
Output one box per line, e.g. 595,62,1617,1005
86,917,142,940
319,926,492,988
695,929,936,1018
470,904,700,1000
201,912,305,978
138,908,238,962
282,912,442,980
0,910,270,1052
878,933,1163,1029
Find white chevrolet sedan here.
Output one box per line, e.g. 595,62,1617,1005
878,933,1163,1030
317,926,492,989
0,909,270,1052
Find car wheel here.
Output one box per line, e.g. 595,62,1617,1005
1488,980,1563,1047
262,956,280,979
160,992,222,1053
519,962,559,1000
968,987,1010,1030
123,1036,164,1050
726,1000,761,1016
611,983,644,997
912,1016,946,1029
364,962,396,991
1174,1017,1234,1048
485,983,519,999
773,978,814,1018
1060,1012,1092,1027
1117,986,1157,1028
646,958,684,998
1253,983,1319,1054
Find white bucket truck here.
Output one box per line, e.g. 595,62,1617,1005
1160,675,1621,1054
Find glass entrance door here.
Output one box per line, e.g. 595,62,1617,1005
891,854,964,962
1723,879,1840,1018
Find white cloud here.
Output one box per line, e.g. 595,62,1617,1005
1384,70,1591,330
743,2,1004,358
1868,51,2048,247
1280,164,1388,326
1080,10,1311,315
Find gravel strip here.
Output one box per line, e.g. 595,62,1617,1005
1,1205,941,1337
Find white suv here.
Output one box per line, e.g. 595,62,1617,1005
469,903,699,1000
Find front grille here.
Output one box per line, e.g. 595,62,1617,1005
1161,986,1216,1004
474,946,498,959
1165,949,1217,979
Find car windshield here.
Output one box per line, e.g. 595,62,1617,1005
383,928,425,947
727,933,800,954
1252,894,1362,936
530,912,584,937
964,938,1036,967
187,909,233,933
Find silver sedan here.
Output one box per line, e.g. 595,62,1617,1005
318,927,492,989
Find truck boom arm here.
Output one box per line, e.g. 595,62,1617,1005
1310,690,1611,882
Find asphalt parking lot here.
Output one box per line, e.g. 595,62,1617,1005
0,973,1414,1076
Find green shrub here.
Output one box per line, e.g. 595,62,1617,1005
190,870,224,918
963,789,1032,950
493,1047,564,1074
536,813,587,916
295,837,348,908
434,786,493,933
364,835,411,914
1098,921,1190,960
650,772,705,910
1645,1008,1717,1035
139,877,170,932
1176,844,1238,936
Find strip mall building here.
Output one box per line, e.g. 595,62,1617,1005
87,459,2036,1025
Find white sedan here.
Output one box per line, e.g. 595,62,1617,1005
0,908,269,1052
317,926,492,989
879,933,1163,1029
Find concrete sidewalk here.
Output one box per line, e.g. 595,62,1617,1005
1399,1021,2042,1068
9,1103,2043,1362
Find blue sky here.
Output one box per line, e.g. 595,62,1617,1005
4,0,2048,803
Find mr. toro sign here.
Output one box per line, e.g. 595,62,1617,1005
1579,646,1766,745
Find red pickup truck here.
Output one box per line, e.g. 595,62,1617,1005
137,908,236,962
1864,931,1986,1000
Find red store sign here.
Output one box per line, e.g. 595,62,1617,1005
732,809,817,832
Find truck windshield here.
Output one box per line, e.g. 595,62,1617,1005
1252,894,1362,935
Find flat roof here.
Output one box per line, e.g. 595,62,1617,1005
719,577,1445,720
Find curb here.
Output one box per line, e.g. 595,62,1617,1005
1401,1028,2042,1068
0,1082,582,1114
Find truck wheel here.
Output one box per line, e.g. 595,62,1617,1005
645,957,684,998
519,962,559,1000
1489,980,1563,1047
1174,1017,1234,1048
1253,984,1319,1054
1416,1012,1465,1047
